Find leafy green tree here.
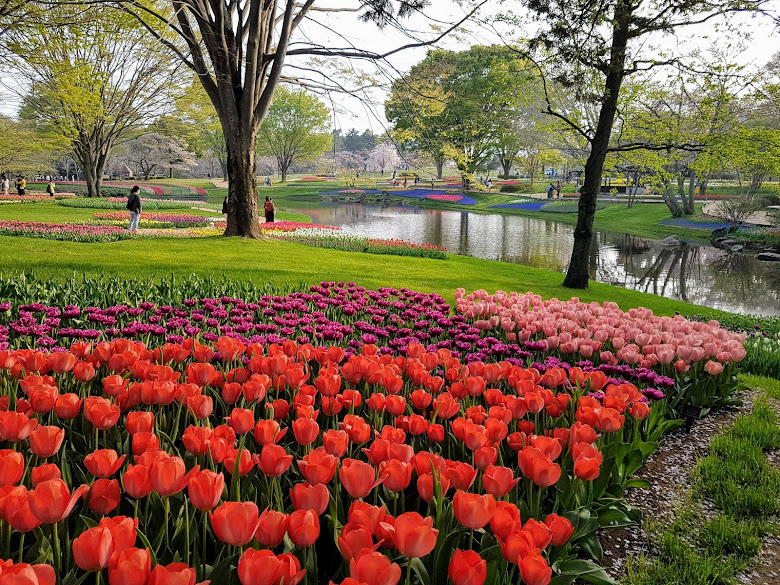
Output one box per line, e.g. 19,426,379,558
121,132,196,179
0,115,63,173
8,5,176,196
256,87,332,183
387,46,537,183
518,0,774,289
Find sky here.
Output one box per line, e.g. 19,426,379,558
1,0,778,135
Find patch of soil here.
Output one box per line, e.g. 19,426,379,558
599,392,757,579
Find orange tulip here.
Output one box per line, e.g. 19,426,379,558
497,529,536,564
340,459,382,499
228,408,256,435
99,515,138,553
122,464,153,499
150,456,193,497
0,564,56,585
47,352,77,374
517,448,561,487
126,411,154,435
31,464,61,488
544,513,574,547
323,429,349,457
292,417,320,446
481,465,520,498
182,425,212,456
1,487,42,532
378,460,412,492
490,501,522,540
84,397,121,430
237,549,282,585
54,393,82,419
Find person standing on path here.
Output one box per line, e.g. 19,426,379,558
46,179,56,197
1,174,8,196
126,185,142,233
264,196,275,223
16,176,26,196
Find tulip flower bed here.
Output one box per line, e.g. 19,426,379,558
0,279,753,584
0,194,77,203
92,213,212,228
0,221,132,243
269,231,448,260
260,223,341,234
426,194,477,206
59,199,192,211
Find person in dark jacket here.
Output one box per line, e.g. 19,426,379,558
126,186,142,232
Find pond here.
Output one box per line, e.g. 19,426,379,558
282,201,780,316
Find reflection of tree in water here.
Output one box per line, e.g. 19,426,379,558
635,243,700,302
611,234,653,256
708,253,780,309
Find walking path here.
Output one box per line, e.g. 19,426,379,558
702,201,774,227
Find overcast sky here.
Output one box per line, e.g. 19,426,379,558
2,0,778,135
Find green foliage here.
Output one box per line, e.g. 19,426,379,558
0,116,65,173
257,86,332,182
273,233,447,259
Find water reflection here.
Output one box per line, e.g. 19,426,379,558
284,202,780,316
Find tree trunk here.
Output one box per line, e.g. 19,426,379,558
749,173,764,195
501,157,512,179
223,130,262,238
682,171,696,215
661,181,682,215
435,158,444,179
563,0,632,290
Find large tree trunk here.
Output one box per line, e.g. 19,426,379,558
661,181,682,215
682,172,696,215
223,129,262,238
563,0,632,289
749,173,764,195
501,156,512,178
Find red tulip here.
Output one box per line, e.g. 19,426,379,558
84,449,126,478
54,393,82,419
126,411,154,435
188,469,225,511
31,464,61,487
255,509,288,547
481,465,520,498
187,394,213,420
446,462,478,491
228,408,256,435
520,553,552,585
28,426,65,458
108,547,151,585
517,448,561,487
523,518,552,549
453,490,496,530
544,513,574,547
276,553,306,585
349,550,401,585
253,419,287,446
84,396,121,430
448,549,486,585
338,522,374,561
1,487,42,532
47,352,77,373
292,417,320,446
258,444,293,477
387,512,438,558
103,374,127,398
323,429,349,457
0,411,38,442
237,549,281,585
347,501,386,535
0,564,56,585
28,479,90,523
122,465,153,499
340,459,382,499
379,460,412,492
73,526,113,571
0,450,24,487
99,516,138,553
74,361,96,382
287,509,320,547
490,501,522,540
298,448,338,485
148,562,197,585
497,530,536,564
88,479,121,515
224,447,254,477
416,471,450,503
150,456,193,497
182,425,212,456
210,501,261,546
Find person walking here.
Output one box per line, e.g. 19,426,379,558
556,180,562,198
16,176,26,196
126,185,142,233
264,196,275,223
46,179,56,197
1,174,8,196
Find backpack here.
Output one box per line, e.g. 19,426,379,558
126,195,135,211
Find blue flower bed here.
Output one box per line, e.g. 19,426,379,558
490,201,548,211
389,189,446,199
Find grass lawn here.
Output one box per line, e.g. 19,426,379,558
0,232,730,319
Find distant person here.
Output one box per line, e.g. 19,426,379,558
126,185,142,233
1,174,8,196
46,179,56,197
556,180,562,197
486,178,493,192
16,176,26,196
222,197,228,215
546,183,555,199
403,177,408,188
264,196,275,223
